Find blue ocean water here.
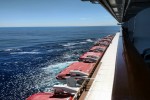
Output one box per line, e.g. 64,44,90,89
0,26,119,100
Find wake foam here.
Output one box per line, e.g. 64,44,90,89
42,61,76,74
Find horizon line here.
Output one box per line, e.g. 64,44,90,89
0,25,118,28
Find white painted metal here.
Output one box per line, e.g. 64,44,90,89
53,84,79,94
84,32,120,100
70,70,89,76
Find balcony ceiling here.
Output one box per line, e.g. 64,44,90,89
82,0,150,22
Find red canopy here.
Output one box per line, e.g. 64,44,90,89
56,62,95,79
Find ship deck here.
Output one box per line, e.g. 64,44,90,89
78,32,120,100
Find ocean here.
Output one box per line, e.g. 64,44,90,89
0,26,119,100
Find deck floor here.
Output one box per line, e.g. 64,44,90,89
78,62,102,100
83,33,120,100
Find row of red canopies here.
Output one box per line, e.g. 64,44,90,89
26,34,115,100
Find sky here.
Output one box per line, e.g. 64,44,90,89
0,0,118,27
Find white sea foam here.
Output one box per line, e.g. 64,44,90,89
32,49,39,52
62,40,92,47
4,49,13,51
10,51,40,55
42,61,77,74
47,49,63,53
63,54,72,59
41,61,78,92
62,42,79,47
86,39,93,42
47,49,54,52
63,53,79,59
4,48,21,52
80,42,87,44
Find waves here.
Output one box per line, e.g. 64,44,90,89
61,38,94,47
0,38,94,56
10,51,41,55
1,48,40,55
62,43,79,47
42,61,76,74
80,42,87,44
2,48,21,52
0,38,95,100
0,26,119,100
0,62,77,100
86,39,93,42
4,48,16,52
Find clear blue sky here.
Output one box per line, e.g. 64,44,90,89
0,0,118,27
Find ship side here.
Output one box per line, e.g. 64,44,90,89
75,0,150,100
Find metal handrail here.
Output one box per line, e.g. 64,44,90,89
72,35,115,100
73,60,102,100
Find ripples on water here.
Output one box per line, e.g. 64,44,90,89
0,39,97,100
0,26,119,100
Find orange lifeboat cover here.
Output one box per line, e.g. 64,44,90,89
26,92,72,100
79,52,102,59
89,46,106,51
56,62,95,79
